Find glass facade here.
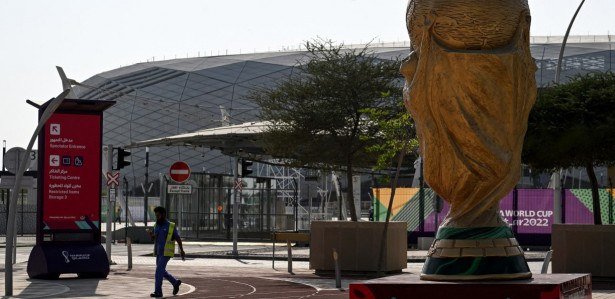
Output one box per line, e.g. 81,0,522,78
73,39,615,193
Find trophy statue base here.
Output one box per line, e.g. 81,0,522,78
421,226,532,281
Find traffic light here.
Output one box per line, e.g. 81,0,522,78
238,159,253,177
116,147,131,170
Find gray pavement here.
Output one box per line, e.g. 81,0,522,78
0,240,613,298
103,241,548,262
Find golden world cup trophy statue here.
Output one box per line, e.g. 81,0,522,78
401,0,537,281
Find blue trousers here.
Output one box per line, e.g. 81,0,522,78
155,255,178,294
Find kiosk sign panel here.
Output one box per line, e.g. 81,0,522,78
28,99,114,280
42,113,101,231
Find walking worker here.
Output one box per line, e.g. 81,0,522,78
147,206,185,297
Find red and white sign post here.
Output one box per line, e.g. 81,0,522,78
106,172,120,187
169,161,191,183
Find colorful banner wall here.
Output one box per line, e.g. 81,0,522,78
373,187,615,236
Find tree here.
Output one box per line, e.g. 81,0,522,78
363,103,417,275
251,39,404,221
523,72,615,225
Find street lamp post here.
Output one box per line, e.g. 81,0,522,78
552,0,586,225
4,87,70,296
144,146,149,226
555,0,586,84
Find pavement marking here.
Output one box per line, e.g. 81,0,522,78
209,278,257,298
179,282,197,296
264,277,351,292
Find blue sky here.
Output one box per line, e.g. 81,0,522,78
1,0,613,147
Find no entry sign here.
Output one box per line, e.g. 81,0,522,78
169,161,191,183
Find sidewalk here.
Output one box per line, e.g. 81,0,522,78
1,243,614,298
167,241,549,262
0,237,550,261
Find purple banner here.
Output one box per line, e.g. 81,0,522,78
510,189,553,234
413,189,607,234
422,189,554,234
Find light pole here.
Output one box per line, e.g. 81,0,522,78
552,0,586,225
5,84,70,296
232,156,239,255
555,0,586,84
2,140,6,171
144,146,149,226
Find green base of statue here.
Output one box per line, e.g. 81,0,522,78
420,226,532,281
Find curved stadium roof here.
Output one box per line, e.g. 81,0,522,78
73,36,615,187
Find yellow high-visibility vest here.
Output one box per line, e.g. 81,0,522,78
155,222,176,257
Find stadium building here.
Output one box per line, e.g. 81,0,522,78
68,36,615,239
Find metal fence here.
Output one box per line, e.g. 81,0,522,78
0,189,36,235
164,173,299,240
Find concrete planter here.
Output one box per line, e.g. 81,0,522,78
310,221,407,273
552,224,615,277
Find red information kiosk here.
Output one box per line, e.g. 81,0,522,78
27,99,115,279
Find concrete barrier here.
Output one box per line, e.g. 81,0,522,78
310,221,407,273
552,224,615,278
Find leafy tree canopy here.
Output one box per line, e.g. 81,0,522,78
251,39,405,169
523,71,615,170
250,39,406,221
523,71,615,224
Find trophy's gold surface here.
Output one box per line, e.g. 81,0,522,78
401,0,537,280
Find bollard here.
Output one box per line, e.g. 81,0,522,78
272,233,275,269
333,248,341,289
127,237,133,271
541,250,553,274
12,232,16,265
287,240,293,274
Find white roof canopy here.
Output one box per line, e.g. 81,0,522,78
127,121,271,158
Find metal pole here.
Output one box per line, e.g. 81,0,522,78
272,233,275,269
434,197,439,231
20,191,24,237
113,200,117,235
232,156,239,255
553,172,563,224
124,177,128,242
609,178,613,224
5,189,9,229
2,140,6,171
106,145,113,262
5,89,69,296
419,158,425,232
266,179,271,231
333,248,341,289
555,0,586,84
552,2,585,219
287,240,292,273
293,178,298,231
513,188,519,235
308,185,312,229
127,237,133,270
144,147,149,226
159,173,166,208
178,195,184,237
12,155,20,263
